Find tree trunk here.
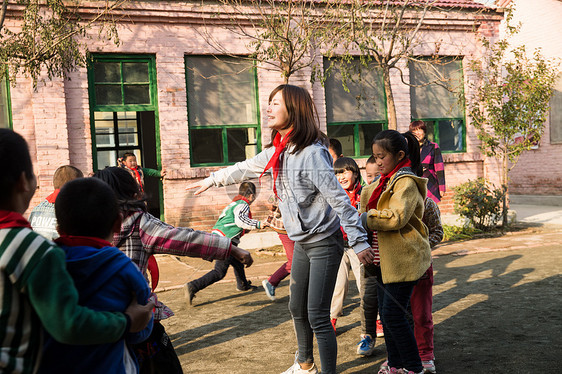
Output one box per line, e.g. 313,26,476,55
502,151,509,228
382,66,397,130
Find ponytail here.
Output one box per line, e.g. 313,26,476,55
402,131,422,177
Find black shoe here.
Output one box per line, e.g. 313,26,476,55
236,280,258,292
185,283,196,305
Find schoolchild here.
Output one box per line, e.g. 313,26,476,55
186,182,264,302
328,138,343,164
359,129,431,374
0,129,152,374
118,152,166,193
330,157,363,333
28,165,83,240
365,155,379,185
187,84,372,374
411,197,443,373
39,177,153,374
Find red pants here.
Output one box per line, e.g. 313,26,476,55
410,264,434,361
268,233,295,287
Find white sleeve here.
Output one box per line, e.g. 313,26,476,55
233,204,261,230
207,147,275,187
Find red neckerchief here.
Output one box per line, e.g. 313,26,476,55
346,180,362,210
260,129,293,199
0,210,32,229
55,235,112,249
367,158,411,210
45,189,60,204
127,166,144,192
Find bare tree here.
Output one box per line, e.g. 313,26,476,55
0,0,127,86
338,0,469,129
198,0,348,83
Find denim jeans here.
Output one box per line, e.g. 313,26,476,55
189,255,248,292
376,266,423,372
288,230,343,374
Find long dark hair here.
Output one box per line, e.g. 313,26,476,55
372,130,422,176
93,167,147,212
266,84,327,153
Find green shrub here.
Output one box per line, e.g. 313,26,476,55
442,224,482,242
452,178,506,231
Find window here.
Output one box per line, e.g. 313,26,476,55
92,111,142,169
324,58,387,157
550,75,562,144
88,55,158,170
88,55,163,218
185,56,260,166
0,76,12,129
410,57,465,152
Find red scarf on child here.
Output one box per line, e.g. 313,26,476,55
260,129,293,199
55,235,112,249
45,189,60,204
0,211,32,229
367,158,411,211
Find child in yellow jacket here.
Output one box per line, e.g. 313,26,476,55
358,129,431,374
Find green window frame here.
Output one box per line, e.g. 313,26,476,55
0,75,12,129
185,55,261,167
410,57,466,153
87,54,159,171
324,57,388,158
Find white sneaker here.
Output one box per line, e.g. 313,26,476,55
422,360,436,374
280,353,318,374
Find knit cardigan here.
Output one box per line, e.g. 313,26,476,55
359,169,431,284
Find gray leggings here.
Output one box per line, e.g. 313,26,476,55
289,230,344,374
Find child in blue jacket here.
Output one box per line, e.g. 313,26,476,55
39,177,153,374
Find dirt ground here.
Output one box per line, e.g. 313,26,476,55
156,225,562,373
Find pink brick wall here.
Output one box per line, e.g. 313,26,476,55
504,0,562,196
11,1,503,223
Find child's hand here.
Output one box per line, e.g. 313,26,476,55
261,220,270,228
231,245,254,267
125,294,155,333
160,169,167,178
357,248,377,266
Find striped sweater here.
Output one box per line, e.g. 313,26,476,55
0,222,127,374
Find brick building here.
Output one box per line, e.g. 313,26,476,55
0,0,504,230
498,0,562,204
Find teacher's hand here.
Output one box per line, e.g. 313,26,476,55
185,179,212,195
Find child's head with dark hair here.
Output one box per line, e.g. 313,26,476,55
239,182,257,204
333,157,360,192
328,138,343,164
0,129,36,211
334,157,360,180
55,178,120,240
53,165,84,190
121,152,138,170
372,129,421,176
365,155,380,185
93,167,146,212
